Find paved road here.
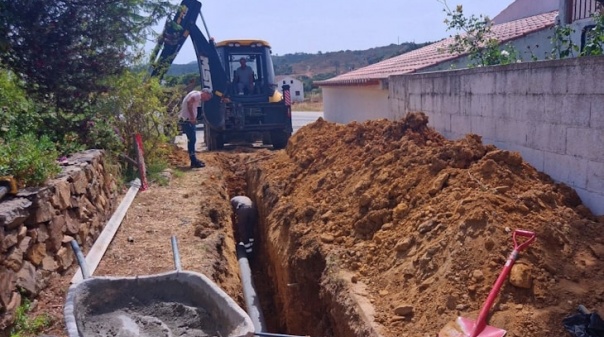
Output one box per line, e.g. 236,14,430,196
174,111,323,151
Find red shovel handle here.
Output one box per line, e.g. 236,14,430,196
513,229,536,252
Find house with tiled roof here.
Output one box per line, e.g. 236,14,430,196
275,75,304,102
316,0,601,124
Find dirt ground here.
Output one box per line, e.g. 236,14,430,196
251,112,604,337
27,112,604,337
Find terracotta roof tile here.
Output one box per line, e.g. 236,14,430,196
316,11,557,86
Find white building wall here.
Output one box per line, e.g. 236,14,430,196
323,84,389,124
389,56,604,215
276,76,304,102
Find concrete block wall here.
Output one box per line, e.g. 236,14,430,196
389,56,604,215
0,150,118,330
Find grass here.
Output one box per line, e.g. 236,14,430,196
291,100,323,112
10,298,52,337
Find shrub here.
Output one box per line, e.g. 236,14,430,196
10,298,52,337
0,133,61,187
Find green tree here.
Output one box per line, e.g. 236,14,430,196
439,0,519,67
0,0,174,112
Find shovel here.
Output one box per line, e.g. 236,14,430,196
439,229,536,337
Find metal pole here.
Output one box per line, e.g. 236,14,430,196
70,240,90,280
237,243,266,333
199,10,211,39
171,235,182,271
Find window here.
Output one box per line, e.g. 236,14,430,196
295,91,300,96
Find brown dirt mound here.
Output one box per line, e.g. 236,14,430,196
258,112,604,337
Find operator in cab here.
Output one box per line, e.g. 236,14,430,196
234,57,254,95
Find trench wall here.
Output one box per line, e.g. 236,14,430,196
0,150,118,330
389,56,604,216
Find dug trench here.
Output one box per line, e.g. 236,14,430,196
215,112,604,337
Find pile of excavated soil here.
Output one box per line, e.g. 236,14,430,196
253,112,604,337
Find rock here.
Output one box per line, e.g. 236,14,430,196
2,228,19,252
351,275,358,283
16,261,37,295
381,223,393,230
127,236,135,243
379,290,389,296
0,268,16,308
62,235,74,243
57,246,74,270
394,236,415,253
320,210,333,221
456,304,467,310
32,200,54,224
41,256,58,272
64,213,80,235
17,225,27,240
320,234,335,244
0,198,32,229
70,168,88,194
17,236,32,253
393,202,409,220
390,316,406,323
394,304,414,316
428,172,450,195
37,224,50,243
48,215,65,252
5,247,24,271
471,269,484,282
51,177,71,210
510,263,532,289
417,219,437,234
27,243,47,266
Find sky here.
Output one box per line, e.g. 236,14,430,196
145,0,516,64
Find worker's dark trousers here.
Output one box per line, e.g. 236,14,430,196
181,121,197,157
235,206,255,245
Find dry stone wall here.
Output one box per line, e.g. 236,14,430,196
0,149,118,330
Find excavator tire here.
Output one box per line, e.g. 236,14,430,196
270,131,290,150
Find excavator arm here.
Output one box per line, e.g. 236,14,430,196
149,0,227,96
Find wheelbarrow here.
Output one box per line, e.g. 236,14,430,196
64,236,255,337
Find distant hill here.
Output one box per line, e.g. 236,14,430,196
165,42,432,79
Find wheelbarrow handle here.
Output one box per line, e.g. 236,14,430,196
513,229,536,252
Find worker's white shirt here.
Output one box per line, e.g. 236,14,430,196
178,91,202,120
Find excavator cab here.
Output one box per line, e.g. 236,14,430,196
216,40,281,101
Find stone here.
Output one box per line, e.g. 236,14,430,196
0,268,16,308
41,255,58,272
27,242,47,266
57,246,74,270
2,228,19,252
5,247,24,271
0,198,32,229
62,235,74,243
32,200,54,224
394,304,414,316
393,202,409,220
510,263,532,289
428,172,450,195
320,234,335,243
70,168,88,195
417,219,437,234
48,215,65,252
64,213,80,235
395,236,415,253
38,224,50,242
16,261,37,295
471,269,484,282
17,225,27,240
17,236,32,253
51,177,71,210
0,291,21,329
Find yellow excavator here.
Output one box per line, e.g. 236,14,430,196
150,0,293,150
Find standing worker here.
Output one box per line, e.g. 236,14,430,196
230,196,256,254
179,88,212,168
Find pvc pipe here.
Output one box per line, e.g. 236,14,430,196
69,240,90,280
236,243,266,333
171,235,182,271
